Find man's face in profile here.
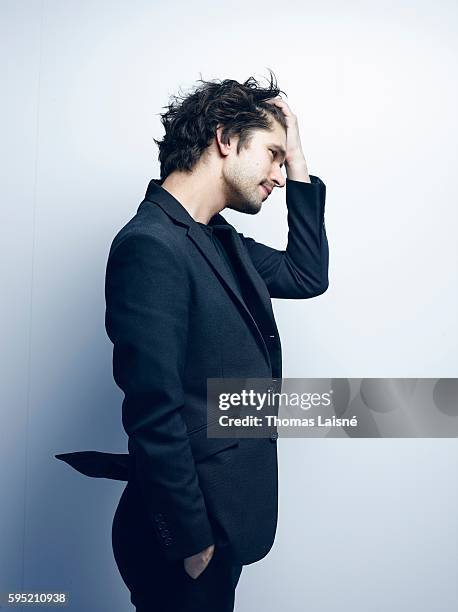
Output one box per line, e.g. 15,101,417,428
223,119,287,215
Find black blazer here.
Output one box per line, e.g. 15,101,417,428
56,175,329,565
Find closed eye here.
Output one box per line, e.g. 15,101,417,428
270,149,284,168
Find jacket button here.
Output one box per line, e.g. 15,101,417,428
270,432,279,442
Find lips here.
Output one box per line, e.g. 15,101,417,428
261,184,272,197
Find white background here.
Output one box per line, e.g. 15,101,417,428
1,1,457,610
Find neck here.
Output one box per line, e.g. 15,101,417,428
160,165,227,225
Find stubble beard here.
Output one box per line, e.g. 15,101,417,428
224,168,263,215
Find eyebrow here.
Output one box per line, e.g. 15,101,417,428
268,144,287,161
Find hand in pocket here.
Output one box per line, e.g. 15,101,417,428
183,544,215,579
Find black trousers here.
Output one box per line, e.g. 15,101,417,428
112,481,243,612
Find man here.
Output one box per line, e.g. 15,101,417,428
56,73,329,611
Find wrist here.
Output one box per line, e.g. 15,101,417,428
285,158,310,182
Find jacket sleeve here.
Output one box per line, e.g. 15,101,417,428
105,232,214,561
238,175,329,299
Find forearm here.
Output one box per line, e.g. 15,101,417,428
282,175,328,296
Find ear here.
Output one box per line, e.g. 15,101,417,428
215,124,235,158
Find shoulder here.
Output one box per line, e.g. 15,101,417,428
109,201,187,263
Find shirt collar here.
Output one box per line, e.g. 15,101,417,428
144,178,232,230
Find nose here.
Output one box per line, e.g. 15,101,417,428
270,167,286,189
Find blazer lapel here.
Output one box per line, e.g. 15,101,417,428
143,179,279,369
188,223,276,365
210,220,281,341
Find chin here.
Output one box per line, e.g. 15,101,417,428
226,196,262,215
240,199,262,215
250,202,263,214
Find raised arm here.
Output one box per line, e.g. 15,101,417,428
238,96,329,298
239,175,329,299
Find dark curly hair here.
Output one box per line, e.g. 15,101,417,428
154,69,288,180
